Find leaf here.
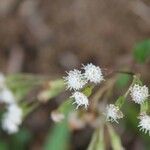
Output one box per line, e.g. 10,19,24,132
107,124,124,150
87,125,105,150
116,74,131,88
44,99,72,150
140,101,148,113
10,128,32,150
38,79,65,102
6,74,40,100
82,85,94,97
115,96,125,108
44,120,70,150
133,39,150,63
0,141,9,150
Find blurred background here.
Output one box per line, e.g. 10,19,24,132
0,0,150,150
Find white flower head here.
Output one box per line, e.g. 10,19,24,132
138,114,150,135
83,63,104,84
2,104,23,134
105,104,123,123
0,88,15,104
130,84,149,104
64,69,87,91
71,92,89,109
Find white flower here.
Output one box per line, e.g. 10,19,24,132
130,84,149,104
71,92,89,109
2,104,23,134
138,114,150,135
64,69,87,91
0,88,15,104
105,104,123,123
83,63,104,84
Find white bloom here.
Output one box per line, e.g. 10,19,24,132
0,88,15,104
83,63,104,84
2,104,23,134
105,104,123,123
138,114,150,135
130,84,149,104
71,92,89,109
64,69,87,91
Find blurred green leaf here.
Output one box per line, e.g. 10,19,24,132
116,74,131,88
10,128,32,150
44,120,70,150
115,96,125,108
107,124,124,150
133,39,150,63
0,141,9,150
44,99,72,150
6,74,40,100
38,79,65,102
140,101,148,113
87,125,105,150
58,99,74,116
82,85,94,97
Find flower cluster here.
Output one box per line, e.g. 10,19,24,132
129,83,150,135
105,104,123,123
138,113,150,135
130,84,149,104
2,104,23,134
64,63,104,109
0,73,23,134
105,82,149,129
0,73,15,104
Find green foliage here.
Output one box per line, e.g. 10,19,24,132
82,85,94,97
107,124,124,150
140,101,148,113
38,79,65,101
6,74,40,100
87,125,105,150
0,140,9,150
116,74,131,88
44,99,73,150
10,128,32,150
44,120,70,150
115,96,125,108
133,39,150,63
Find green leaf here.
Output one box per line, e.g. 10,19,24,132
133,39,150,63
87,125,105,150
38,79,65,102
140,101,148,113
82,85,94,97
58,99,74,116
0,141,9,150
116,74,131,88
10,128,32,150
44,99,72,150
107,124,124,150
6,74,40,100
44,120,70,150
115,96,125,108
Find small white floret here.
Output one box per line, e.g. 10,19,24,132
64,69,87,91
83,63,104,84
138,114,150,135
130,84,149,104
71,92,89,109
105,104,123,123
2,104,23,134
0,88,15,104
